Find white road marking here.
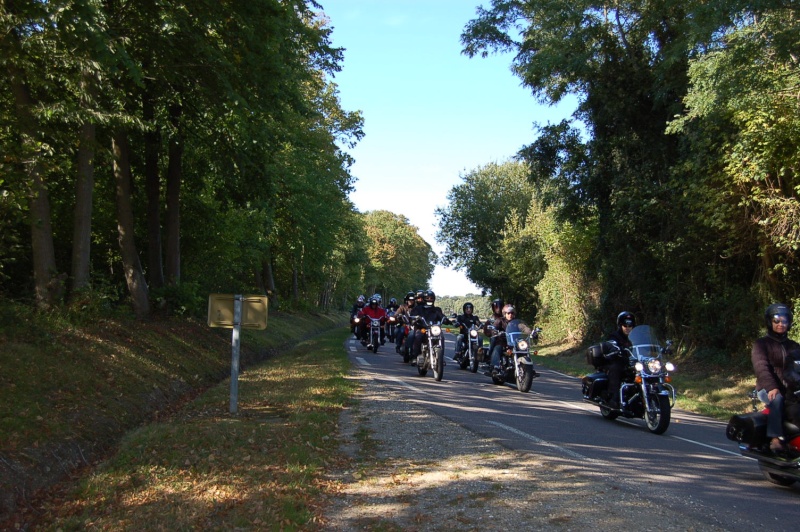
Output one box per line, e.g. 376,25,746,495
355,357,369,366
488,420,598,461
670,435,749,458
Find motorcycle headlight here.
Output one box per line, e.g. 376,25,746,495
431,325,442,336
635,361,644,372
470,329,478,338
516,339,529,351
646,359,662,374
665,362,675,372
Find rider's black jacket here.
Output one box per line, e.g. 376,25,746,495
455,313,482,333
410,304,447,325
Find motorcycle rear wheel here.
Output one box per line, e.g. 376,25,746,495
459,352,469,370
759,465,797,486
516,363,534,392
433,347,444,381
600,405,619,420
645,394,671,434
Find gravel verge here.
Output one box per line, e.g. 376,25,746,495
323,366,747,531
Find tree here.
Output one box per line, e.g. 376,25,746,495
362,210,436,299
435,160,534,301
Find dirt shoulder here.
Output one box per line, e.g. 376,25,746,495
323,367,748,531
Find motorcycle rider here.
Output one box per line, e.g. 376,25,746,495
350,295,366,337
454,302,482,363
357,296,388,348
604,311,636,408
410,290,449,366
488,304,534,372
385,297,400,342
752,303,800,453
485,298,505,359
392,292,417,354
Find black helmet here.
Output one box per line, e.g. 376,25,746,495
415,289,425,301
369,297,379,307
491,298,504,314
424,290,436,306
389,297,397,306
463,302,474,314
617,311,636,328
765,303,793,332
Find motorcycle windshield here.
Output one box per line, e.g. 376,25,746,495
627,325,661,360
505,320,526,345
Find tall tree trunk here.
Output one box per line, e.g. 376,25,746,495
164,103,183,285
143,86,164,289
7,63,62,308
71,121,95,293
112,131,150,319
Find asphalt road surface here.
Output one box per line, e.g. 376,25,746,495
346,332,800,531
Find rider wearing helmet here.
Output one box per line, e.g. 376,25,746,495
488,304,534,371
409,290,449,365
350,295,367,336
392,292,417,355
604,311,636,408
454,302,482,363
752,303,800,452
356,296,388,347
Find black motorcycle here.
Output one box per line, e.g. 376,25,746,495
453,321,484,373
414,317,445,381
727,389,800,486
582,325,677,434
484,323,541,393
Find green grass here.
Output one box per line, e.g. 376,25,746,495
32,328,356,530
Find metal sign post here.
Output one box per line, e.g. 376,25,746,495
207,293,268,415
230,295,242,414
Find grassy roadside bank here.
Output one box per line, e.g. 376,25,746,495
0,304,348,528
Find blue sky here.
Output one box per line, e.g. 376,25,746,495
319,1,576,296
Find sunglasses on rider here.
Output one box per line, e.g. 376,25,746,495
772,316,789,326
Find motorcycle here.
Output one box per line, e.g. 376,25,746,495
352,316,381,353
386,311,397,344
414,317,445,381
582,325,677,434
453,321,484,373
484,323,541,392
726,389,800,486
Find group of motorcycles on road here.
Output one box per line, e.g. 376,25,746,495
351,293,800,488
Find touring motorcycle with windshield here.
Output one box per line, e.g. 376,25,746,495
582,325,677,434
484,323,541,392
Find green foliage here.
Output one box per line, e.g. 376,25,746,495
456,0,800,361
361,210,436,298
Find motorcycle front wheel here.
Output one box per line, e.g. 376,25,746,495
645,394,671,434
372,332,379,353
433,346,444,381
469,352,479,373
516,361,533,393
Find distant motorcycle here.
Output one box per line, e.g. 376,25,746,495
582,325,677,434
414,317,445,381
484,323,541,392
386,310,397,343
727,389,800,486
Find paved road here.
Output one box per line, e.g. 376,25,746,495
346,332,800,530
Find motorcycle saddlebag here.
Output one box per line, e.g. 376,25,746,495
581,372,607,397
726,411,768,445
